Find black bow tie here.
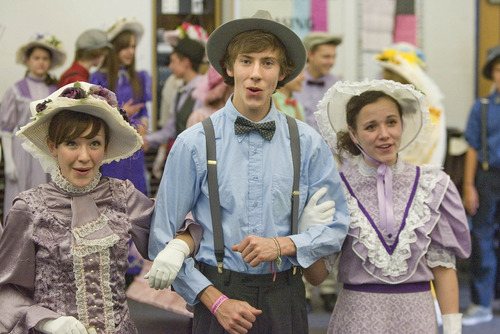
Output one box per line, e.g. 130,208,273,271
234,116,276,141
307,80,325,87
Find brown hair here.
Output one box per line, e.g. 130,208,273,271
48,110,110,149
336,90,402,160
219,30,294,89
99,30,142,99
75,47,108,62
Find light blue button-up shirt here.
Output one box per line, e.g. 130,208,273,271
148,97,350,305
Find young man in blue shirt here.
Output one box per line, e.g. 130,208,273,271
147,10,350,333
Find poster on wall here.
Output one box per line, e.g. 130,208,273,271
238,0,342,39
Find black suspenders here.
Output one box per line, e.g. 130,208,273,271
201,115,301,274
480,98,489,171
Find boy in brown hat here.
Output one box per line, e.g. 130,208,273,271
147,10,349,333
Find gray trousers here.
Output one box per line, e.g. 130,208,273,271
193,262,308,334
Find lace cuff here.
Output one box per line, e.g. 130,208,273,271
322,253,339,274
426,244,456,269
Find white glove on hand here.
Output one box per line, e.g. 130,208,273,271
35,316,87,334
1,131,17,181
152,145,168,179
442,313,462,334
145,238,190,290
298,187,336,233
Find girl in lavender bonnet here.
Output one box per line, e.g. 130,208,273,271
0,82,196,333
307,79,471,334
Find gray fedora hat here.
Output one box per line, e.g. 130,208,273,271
483,45,500,80
206,10,306,85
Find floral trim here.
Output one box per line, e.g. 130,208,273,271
99,248,116,333
33,33,63,50
376,48,425,68
36,82,122,116
51,168,101,194
346,159,443,282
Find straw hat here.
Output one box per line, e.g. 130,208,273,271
315,79,430,154
206,10,306,85
107,17,144,43
17,82,142,172
16,33,67,70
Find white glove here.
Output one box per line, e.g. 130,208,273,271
442,313,462,334
1,131,17,181
144,238,190,290
298,187,336,233
35,316,87,334
152,145,168,179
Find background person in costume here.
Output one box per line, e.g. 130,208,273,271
58,29,111,87
147,10,350,333
462,45,500,326
272,70,306,122
294,31,342,133
375,42,447,166
0,82,198,333
310,79,471,334
0,33,66,223
90,17,152,284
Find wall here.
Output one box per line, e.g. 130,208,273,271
0,0,476,131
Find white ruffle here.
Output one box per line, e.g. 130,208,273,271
51,168,101,194
347,162,443,280
426,244,456,270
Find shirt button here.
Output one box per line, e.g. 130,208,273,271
90,270,94,273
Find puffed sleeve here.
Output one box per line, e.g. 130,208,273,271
0,86,19,132
0,199,60,333
426,176,471,268
125,180,155,260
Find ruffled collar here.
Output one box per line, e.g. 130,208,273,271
50,168,101,195
352,155,405,177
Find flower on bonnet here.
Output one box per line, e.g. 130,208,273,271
59,86,87,99
89,85,118,108
34,82,120,114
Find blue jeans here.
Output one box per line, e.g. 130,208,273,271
470,166,500,307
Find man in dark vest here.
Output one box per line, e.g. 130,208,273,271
147,10,350,333
145,37,205,151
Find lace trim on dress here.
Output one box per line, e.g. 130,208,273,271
99,248,117,333
345,159,444,280
426,244,456,270
74,256,90,328
51,168,101,194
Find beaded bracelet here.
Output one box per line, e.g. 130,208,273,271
271,237,282,270
211,295,229,315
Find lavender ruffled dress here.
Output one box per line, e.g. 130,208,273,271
0,173,154,333
325,157,471,334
